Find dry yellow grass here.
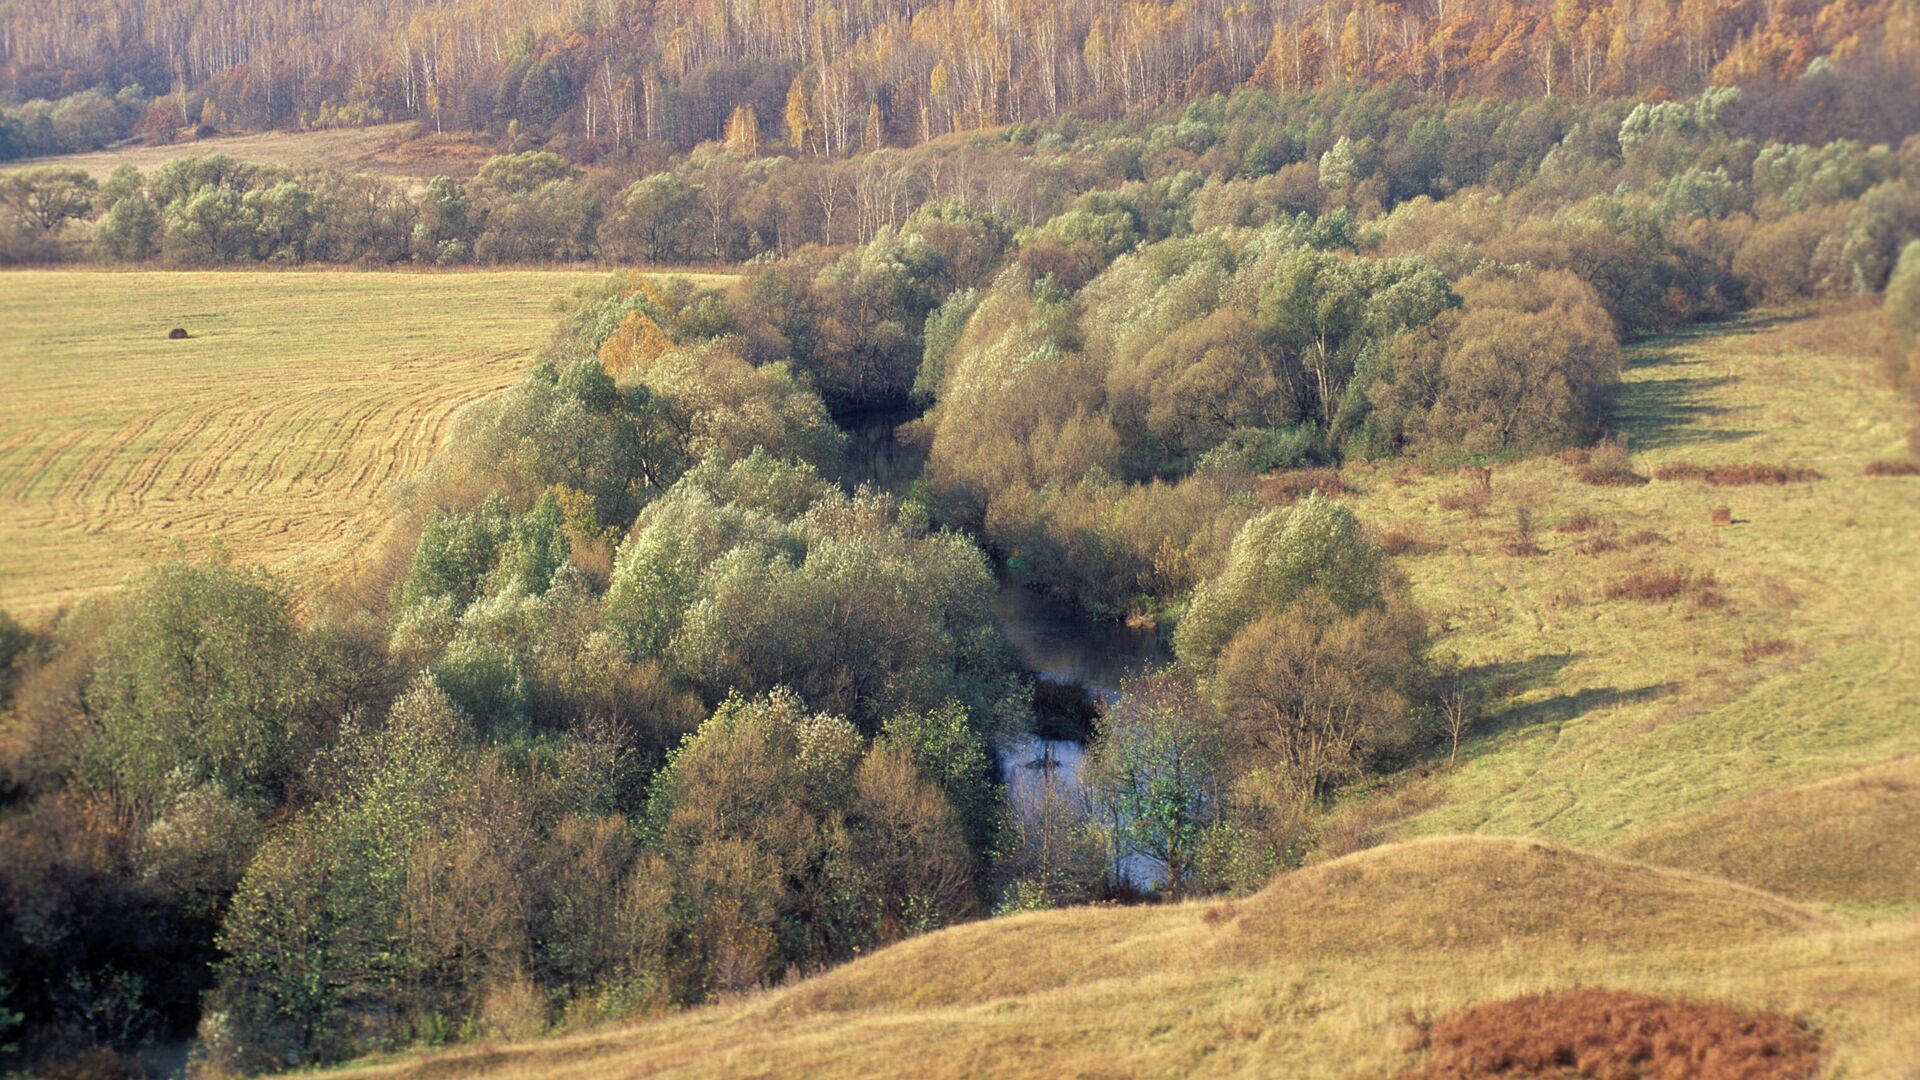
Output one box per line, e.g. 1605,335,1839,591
3,123,498,186
0,268,608,619
1614,755,1920,912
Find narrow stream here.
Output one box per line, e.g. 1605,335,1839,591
842,410,1170,885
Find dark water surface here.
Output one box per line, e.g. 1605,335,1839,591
990,574,1168,701
843,410,1169,885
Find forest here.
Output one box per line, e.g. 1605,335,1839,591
3,0,1918,158
3,0,1920,1073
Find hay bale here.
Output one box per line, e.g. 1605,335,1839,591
1712,506,1732,526
167,327,190,339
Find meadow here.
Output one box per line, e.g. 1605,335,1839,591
333,304,1920,1078
0,269,624,618
2,123,497,186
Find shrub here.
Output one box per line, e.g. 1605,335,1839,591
1555,509,1605,533
1863,459,1920,476
1607,568,1716,602
1379,525,1439,556
1653,462,1822,484
1577,439,1648,486
1175,494,1386,670
1258,467,1350,505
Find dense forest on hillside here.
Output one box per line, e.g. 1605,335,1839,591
4,0,1920,158
3,1,1920,1072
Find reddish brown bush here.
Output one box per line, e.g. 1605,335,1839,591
1380,525,1440,556
1436,486,1493,514
1863,459,1920,476
1260,467,1351,505
1555,509,1605,534
1501,505,1543,557
1401,987,1821,1079
1607,568,1716,602
1653,462,1822,485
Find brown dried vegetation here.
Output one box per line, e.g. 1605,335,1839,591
1607,569,1718,602
1400,988,1822,1080
1862,459,1920,476
1653,462,1822,485
1259,467,1351,505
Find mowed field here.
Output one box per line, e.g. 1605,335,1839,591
0,269,619,619
3,123,498,186
336,304,1920,1078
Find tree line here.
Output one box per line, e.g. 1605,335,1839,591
4,0,1918,160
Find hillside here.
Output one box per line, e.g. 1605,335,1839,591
1347,305,1920,855
339,838,1918,1079
320,305,1920,1077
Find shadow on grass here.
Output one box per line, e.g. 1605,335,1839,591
1467,652,1578,698
1614,348,1757,451
1480,677,1683,739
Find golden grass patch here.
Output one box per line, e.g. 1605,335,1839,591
1615,756,1920,912
0,269,626,618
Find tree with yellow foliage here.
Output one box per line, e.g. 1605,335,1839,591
598,309,675,377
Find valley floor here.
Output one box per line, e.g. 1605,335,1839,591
335,304,1920,1077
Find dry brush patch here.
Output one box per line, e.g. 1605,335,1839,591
1398,987,1822,1080
1862,459,1920,476
1653,462,1823,485
1259,466,1352,505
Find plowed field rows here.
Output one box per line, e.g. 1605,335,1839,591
0,269,614,617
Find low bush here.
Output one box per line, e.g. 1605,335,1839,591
1653,461,1822,484
1607,568,1716,602
1259,467,1350,505
1379,525,1440,556
1501,506,1544,557
1555,508,1606,533
1863,459,1920,476
1577,439,1647,486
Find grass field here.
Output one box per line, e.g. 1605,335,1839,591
330,303,1920,1078
1347,305,1920,884
3,123,497,186
0,269,649,619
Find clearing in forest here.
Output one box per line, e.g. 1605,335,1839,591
2,122,500,186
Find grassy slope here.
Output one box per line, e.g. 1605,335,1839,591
330,305,1920,1077
0,269,662,618
1351,305,1920,872
344,840,1919,1079
2,123,498,186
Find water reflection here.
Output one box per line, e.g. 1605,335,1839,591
990,575,1168,701
839,406,927,496
995,734,1167,889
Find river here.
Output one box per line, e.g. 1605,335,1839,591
841,409,1170,885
